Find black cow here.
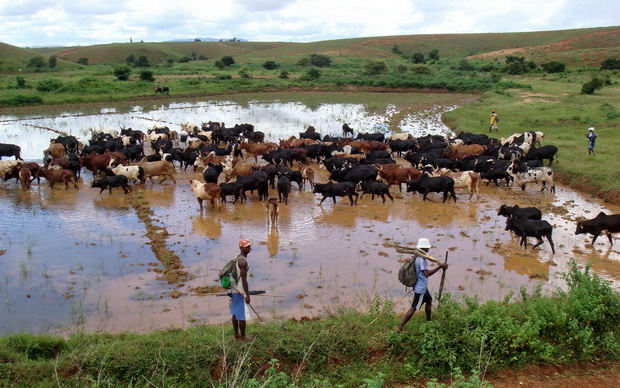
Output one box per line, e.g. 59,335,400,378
219,182,244,204
505,217,555,253
276,174,292,205
154,86,170,93
329,165,378,184
575,212,620,246
236,172,269,201
202,163,223,184
526,145,558,166
313,182,358,206
359,180,394,203
406,175,457,203
91,174,132,195
356,132,384,142
52,135,80,153
498,204,542,220
342,123,354,136
0,143,23,160
480,167,513,186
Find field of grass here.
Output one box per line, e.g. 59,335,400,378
0,261,618,386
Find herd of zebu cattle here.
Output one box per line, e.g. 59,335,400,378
1,120,619,253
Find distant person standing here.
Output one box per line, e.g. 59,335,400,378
585,127,597,155
489,109,499,132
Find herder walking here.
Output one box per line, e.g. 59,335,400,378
489,109,499,132
396,238,448,332
229,239,253,341
585,127,597,155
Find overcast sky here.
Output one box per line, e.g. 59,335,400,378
1,0,618,47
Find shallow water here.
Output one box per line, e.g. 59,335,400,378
1,96,619,335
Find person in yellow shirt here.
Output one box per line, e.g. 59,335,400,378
489,109,499,132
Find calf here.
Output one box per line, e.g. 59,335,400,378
277,174,292,205
18,166,32,191
575,212,620,246
91,174,132,195
189,179,221,211
436,169,480,200
313,181,358,206
406,175,457,203
109,164,144,184
298,165,315,189
266,198,279,229
38,167,79,190
497,204,542,220
219,182,244,204
359,180,394,203
526,145,558,166
505,217,555,254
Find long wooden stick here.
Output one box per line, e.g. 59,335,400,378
361,289,412,331
231,286,264,322
437,251,449,308
391,244,442,264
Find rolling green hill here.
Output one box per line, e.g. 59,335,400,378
2,26,617,68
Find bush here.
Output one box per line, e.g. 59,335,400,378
221,56,235,66
412,53,426,64
135,55,150,67
301,68,321,81
542,61,565,73
76,57,89,66
395,64,409,74
113,65,132,81
458,60,475,71
178,56,191,63
215,74,232,80
296,57,311,67
15,77,26,89
279,70,289,79
0,95,43,106
582,77,605,94
309,54,332,67
48,55,57,69
214,60,225,69
139,70,155,82
35,78,63,92
27,56,46,68
362,60,388,75
600,58,620,70
238,66,251,79
262,60,279,70
391,45,403,55
411,65,432,75
428,49,440,61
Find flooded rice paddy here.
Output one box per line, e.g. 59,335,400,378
1,94,619,335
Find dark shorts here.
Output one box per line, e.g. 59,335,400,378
412,290,432,310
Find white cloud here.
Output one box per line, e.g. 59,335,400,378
0,0,617,47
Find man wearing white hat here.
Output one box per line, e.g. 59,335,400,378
397,237,449,332
585,127,597,155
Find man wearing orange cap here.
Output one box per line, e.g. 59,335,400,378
230,239,252,341
489,109,499,132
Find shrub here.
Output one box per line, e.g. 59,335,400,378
362,60,388,75
214,60,225,69
391,45,403,55
178,56,191,63
48,55,57,69
125,54,135,66
3,334,66,360
296,57,311,67
135,55,150,67
542,61,565,73
76,57,89,66
458,60,475,71
238,66,251,79
412,53,426,64
113,65,132,81
215,74,232,80
411,65,431,75
139,70,155,82
262,60,279,70
582,77,604,94
395,64,409,74
0,95,43,106
27,56,46,68
309,53,332,67
600,58,620,70
16,77,26,89
279,70,289,79
428,49,439,61
221,56,235,66
301,68,321,81
35,78,63,92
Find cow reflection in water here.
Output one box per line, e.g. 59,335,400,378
267,229,279,257
192,214,222,240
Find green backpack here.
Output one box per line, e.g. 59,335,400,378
218,258,238,289
398,256,419,288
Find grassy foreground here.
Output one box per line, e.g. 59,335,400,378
1,260,618,387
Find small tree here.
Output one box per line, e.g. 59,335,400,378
411,53,426,64
48,55,57,69
428,49,439,61
221,56,235,66
238,66,251,79
542,61,566,73
35,78,63,92
362,60,388,75
391,45,403,55
125,54,136,66
296,57,311,67
77,57,89,66
262,60,279,70
279,70,289,79
458,60,475,71
600,58,620,70
114,65,132,81
215,60,225,69
135,55,150,67
139,70,155,82
302,68,321,81
16,77,27,89
309,54,332,67
582,77,604,95
27,56,46,68
178,56,191,63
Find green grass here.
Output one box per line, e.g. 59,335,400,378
0,260,618,386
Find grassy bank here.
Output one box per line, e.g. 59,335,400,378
1,260,618,386
444,73,620,201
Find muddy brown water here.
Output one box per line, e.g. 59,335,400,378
1,97,619,335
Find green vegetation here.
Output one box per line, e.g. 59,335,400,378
0,261,617,386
